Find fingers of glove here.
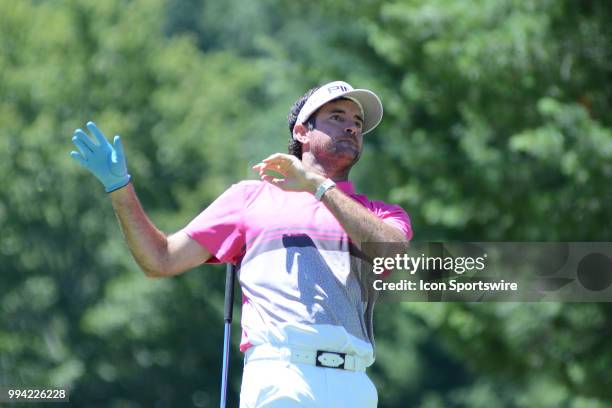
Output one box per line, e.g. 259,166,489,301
112,135,125,162
73,129,97,153
86,121,109,147
72,133,94,158
70,150,88,168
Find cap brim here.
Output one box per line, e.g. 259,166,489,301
341,89,383,134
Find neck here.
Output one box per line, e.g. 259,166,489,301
301,153,352,181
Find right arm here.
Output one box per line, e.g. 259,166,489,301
70,121,210,278
110,183,211,278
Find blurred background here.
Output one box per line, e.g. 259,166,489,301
1,0,611,406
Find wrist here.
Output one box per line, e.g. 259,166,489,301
313,178,336,201
109,179,133,199
305,173,327,195
105,175,132,193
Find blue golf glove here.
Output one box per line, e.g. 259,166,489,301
70,121,131,193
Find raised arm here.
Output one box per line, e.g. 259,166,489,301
109,184,210,277
70,122,210,278
252,153,410,252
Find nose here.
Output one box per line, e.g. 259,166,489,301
344,125,359,136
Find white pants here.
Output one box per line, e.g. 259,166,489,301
239,358,378,407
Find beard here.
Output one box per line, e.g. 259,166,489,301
315,140,362,170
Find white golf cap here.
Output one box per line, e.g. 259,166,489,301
295,80,383,137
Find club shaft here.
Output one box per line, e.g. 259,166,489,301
220,322,231,408
220,263,236,408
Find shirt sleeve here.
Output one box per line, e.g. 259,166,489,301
181,182,251,264
367,202,413,280
371,202,413,241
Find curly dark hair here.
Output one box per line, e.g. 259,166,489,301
287,86,319,159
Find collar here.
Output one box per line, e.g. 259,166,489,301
335,180,356,195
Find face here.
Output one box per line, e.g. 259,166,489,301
305,98,365,166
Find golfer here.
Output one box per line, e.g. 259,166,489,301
70,80,412,407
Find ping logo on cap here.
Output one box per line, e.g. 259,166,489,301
327,84,350,93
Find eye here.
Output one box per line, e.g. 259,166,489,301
330,114,343,121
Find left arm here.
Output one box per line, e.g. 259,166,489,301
252,153,409,252
313,176,408,246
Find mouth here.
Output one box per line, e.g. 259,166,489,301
336,138,358,147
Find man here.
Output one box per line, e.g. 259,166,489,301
70,80,412,407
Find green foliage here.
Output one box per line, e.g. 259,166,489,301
1,0,611,407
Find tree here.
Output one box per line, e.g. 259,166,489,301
1,0,611,406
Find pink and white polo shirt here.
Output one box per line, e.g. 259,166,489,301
182,180,412,367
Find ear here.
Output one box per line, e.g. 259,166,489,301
292,123,310,145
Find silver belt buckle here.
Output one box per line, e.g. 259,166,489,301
315,350,346,369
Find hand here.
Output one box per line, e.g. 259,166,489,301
252,153,325,194
70,121,131,193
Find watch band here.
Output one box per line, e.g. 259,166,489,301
314,179,336,200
